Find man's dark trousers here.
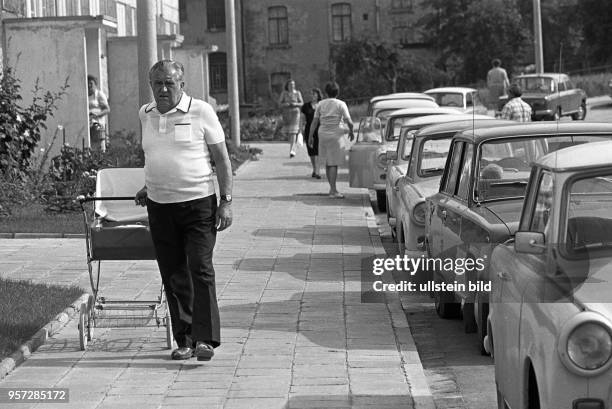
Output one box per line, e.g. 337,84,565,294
146,195,220,348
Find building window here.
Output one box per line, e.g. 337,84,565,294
391,0,413,10
210,52,228,93
331,3,351,42
268,6,288,45
117,2,126,36
41,0,56,16
270,72,291,96
126,6,136,35
207,0,225,31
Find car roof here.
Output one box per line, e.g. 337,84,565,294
400,113,492,127
424,87,477,94
515,73,569,80
416,118,517,137
387,107,459,118
373,99,439,111
453,122,612,144
369,92,435,103
537,140,612,171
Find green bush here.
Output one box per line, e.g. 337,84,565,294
571,73,611,97
219,111,284,141
0,66,68,173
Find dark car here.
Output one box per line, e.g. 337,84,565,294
425,122,612,354
498,73,587,121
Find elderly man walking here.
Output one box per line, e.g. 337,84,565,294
135,60,233,361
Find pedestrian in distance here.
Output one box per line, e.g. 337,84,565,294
301,87,323,179
308,81,354,198
500,83,532,122
486,58,510,110
87,75,110,152
134,59,233,361
278,79,304,158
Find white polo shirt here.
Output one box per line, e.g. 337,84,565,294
139,93,225,203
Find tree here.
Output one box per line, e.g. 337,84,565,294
330,38,447,99
421,0,530,84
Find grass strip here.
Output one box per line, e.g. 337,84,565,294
0,278,83,359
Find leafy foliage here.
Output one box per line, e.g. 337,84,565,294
0,66,68,173
330,38,448,98
420,0,530,84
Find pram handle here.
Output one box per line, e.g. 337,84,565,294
77,195,136,203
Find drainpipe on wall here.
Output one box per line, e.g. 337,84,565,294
375,0,380,35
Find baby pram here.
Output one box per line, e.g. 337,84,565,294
77,168,172,350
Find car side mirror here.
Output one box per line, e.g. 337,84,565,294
514,231,546,254
386,151,398,161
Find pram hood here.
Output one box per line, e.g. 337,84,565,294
95,168,149,223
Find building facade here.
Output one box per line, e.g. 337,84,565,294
179,0,431,108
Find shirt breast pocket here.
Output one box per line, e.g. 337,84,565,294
174,123,192,142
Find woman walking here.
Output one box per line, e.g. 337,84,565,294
308,82,354,198
301,88,323,178
278,80,303,158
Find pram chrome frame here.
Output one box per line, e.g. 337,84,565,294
77,194,173,351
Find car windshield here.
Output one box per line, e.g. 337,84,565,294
517,77,555,93
564,172,612,258
476,135,612,202
427,92,464,108
418,137,453,177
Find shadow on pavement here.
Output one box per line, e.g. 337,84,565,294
250,225,373,245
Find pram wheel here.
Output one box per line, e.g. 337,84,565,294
86,295,95,341
164,315,173,350
78,302,88,350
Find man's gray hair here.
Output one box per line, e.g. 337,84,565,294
149,60,185,80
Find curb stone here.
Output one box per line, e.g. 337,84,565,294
363,194,436,409
0,292,89,381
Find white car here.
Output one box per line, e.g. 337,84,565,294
349,107,458,210
487,138,612,409
384,113,493,239
424,87,488,115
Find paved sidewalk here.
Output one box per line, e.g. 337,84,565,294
0,143,433,409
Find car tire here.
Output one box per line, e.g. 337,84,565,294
434,275,461,318
463,302,477,333
496,384,506,409
571,101,587,120
397,224,404,254
476,300,490,355
376,190,386,212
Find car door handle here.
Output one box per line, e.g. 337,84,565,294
497,272,511,281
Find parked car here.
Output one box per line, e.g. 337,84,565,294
384,113,494,239
366,92,437,117
424,87,488,115
393,118,514,257
487,140,612,409
425,122,612,354
497,73,587,121
349,107,458,210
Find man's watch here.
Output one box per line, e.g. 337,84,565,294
220,194,232,203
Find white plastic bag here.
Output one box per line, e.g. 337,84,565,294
296,131,304,147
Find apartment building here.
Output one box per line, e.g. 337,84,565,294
179,0,430,107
